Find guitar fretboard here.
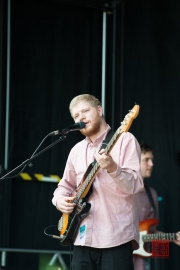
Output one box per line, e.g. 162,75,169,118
76,127,122,200
143,233,177,242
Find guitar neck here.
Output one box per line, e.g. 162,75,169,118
76,129,121,200
143,233,177,242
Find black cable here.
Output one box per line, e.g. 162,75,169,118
44,224,74,270
44,225,61,240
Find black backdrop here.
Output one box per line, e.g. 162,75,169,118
0,0,180,269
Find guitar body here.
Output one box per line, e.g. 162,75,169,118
59,198,91,246
133,219,159,257
58,163,94,246
133,219,176,257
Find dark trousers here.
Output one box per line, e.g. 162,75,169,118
72,241,134,270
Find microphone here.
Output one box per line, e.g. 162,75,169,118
49,121,85,136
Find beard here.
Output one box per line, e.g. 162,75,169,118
80,117,102,137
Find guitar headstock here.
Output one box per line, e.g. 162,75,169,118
120,104,140,133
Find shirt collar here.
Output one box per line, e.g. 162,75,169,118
85,125,111,146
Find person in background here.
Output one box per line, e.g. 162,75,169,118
133,142,180,270
52,94,144,270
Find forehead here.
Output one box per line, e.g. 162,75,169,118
71,101,92,115
141,151,153,160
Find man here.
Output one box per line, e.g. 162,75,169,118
133,142,180,270
52,94,143,270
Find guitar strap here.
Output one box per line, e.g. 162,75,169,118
144,183,158,218
93,129,115,163
101,129,115,149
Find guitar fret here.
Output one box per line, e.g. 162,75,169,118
171,233,176,240
143,232,177,242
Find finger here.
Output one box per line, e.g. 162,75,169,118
58,203,75,213
60,207,74,214
62,204,75,210
65,195,76,201
56,197,76,210
63,200,76,207
65,196,76,203
98,149,105,154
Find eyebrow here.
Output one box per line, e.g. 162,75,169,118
73,107,90,117
143,157,154,161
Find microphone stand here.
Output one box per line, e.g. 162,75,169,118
0,135,66,180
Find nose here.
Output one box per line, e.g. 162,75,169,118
79,112,86,122
149,159,154,167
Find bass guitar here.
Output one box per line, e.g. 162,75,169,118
58,104,140,246
133,218,177,257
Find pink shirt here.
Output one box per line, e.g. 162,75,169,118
52,127,143,249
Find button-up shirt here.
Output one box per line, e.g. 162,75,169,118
52,126,143,249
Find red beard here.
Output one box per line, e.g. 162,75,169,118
80,117,102,137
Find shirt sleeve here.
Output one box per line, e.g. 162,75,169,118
52,149,77,206
108,132,144,194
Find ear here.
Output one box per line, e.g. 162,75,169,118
97,105,103,116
